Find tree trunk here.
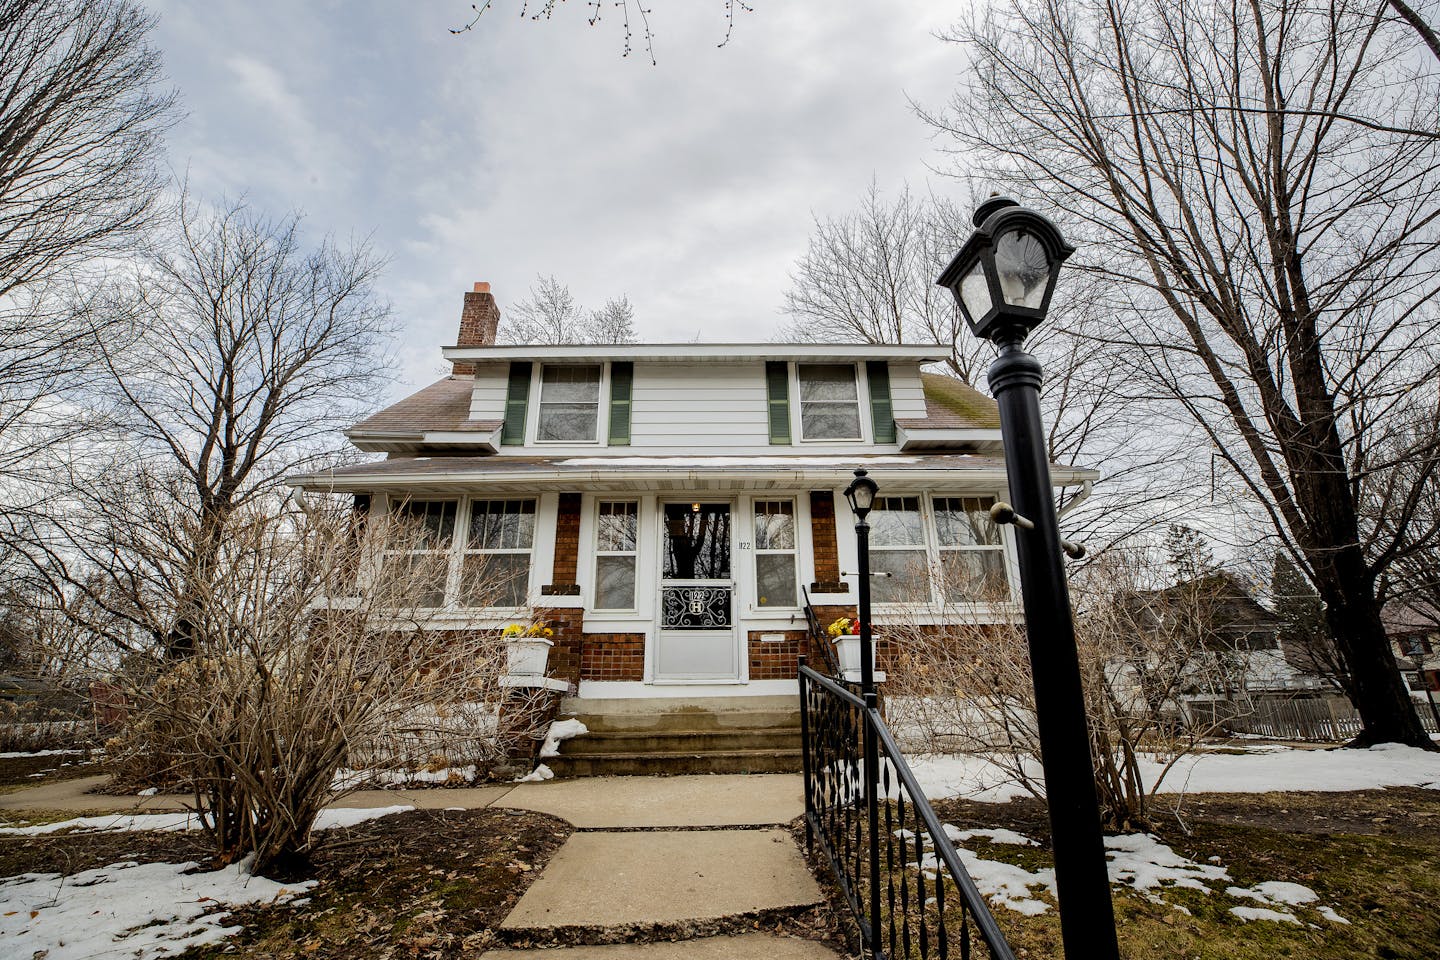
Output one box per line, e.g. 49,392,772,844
1315,547,1433,748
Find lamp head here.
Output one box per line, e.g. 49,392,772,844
936,197,1075,344
844,468,879,521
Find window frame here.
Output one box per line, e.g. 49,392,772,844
382,498,460,609
752,498,800,610
931,495,1010,604
531,362,607,445
592,499,640,612
862,492,1015,609
460,497,537,610
793,362,867,443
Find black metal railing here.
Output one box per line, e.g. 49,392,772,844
799,659,1016,960
801,586,842,679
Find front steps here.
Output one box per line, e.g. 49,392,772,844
543,695,803,776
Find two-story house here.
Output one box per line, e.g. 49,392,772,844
289,283,1098,712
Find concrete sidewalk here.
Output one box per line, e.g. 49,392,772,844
2,769,840,957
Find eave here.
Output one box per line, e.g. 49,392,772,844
440,342,949,363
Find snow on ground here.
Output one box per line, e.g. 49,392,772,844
0,749,87,759
515,763,554,782
539,719,588,758
0,805,414,837
0,856,315,960
331,765,479,789
919,824,1350,925
909,742,1440,803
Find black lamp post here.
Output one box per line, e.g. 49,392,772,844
843,468,879,696
842,466,882,958
938,197,1121,960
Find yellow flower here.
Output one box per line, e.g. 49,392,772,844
502,624,524,637
826,617,854,638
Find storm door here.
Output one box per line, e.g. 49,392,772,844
654,501,739,681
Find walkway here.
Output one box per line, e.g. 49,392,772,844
0,772,844,958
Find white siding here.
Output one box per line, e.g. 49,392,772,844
469,362,509,420
629,361,771,448
889,362,927,420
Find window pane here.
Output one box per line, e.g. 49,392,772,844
941,551,1009,601
595,556,637,609
798,364,858,401
756,554,797,607
934,497,1000,547
537,404,598,441
460,553,529,607
870,497,924,546
871,549,930,603
381,553,448,608
800,402,861,439
663,503,731,579
598,502,638,552
393,500,456,547
753,501,795,550
469,500,535,549
541,365,601,402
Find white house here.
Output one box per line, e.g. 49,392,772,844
289,283,1099,715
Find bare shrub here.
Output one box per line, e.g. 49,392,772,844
883,551,1244,831
97,498,537,871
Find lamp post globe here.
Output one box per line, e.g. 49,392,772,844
937,196,1076,345
843,468,878,519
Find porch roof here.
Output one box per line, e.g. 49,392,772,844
289,453,1100,495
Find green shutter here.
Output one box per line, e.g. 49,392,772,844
501,362,532,446
608,362,633,445
866,361,895,444
765,361,791,445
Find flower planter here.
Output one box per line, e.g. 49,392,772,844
832,633,881,681
506,637,553,677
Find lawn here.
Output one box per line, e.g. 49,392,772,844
803,786,1440,959
0,750,103,795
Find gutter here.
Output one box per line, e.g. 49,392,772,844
1057,479,1094,520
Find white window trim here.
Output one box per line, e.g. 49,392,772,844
461,497,539,611
591,498,641,613
749,496,803,613
527,361,610,446
791,361,870,443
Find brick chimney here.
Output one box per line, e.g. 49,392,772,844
453,282,500,376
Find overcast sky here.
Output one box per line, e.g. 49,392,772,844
148,2,969,397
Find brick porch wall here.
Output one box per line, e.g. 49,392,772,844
808,491,848,593
552,492,582,584
581,633,647,681
747,629,810,679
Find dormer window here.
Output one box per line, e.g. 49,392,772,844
537,364,601,441
797,363,861,440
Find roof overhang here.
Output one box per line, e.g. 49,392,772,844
289,455,1101,496
346,423,503,455
895,423,1004,453
441,343,949,363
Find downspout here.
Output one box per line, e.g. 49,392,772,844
289,485,318,518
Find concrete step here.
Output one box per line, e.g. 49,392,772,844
557,729,800,756
568,710,800,734
559,695,798,716
546,748,803,777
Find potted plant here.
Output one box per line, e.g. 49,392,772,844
826,615,876,678
502,622,554,676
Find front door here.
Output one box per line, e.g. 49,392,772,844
654,501,739,681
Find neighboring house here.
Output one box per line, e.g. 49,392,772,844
289,282,1098,705
1383,602,1440,699
1117,573,1327,726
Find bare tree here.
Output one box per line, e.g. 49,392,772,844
926,0,1440,747
501,273,638,344
52,193,393,658
784,182,1195,550
0,0,174,551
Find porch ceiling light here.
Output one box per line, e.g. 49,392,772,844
936,196,1075,344
843,467,878,521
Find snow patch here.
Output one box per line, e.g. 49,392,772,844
539,719,589,758
515,763,554,783
1226,881,1318,907
943,826,1037,847
1105,834,1228,893
0,805,414,837
0,749,86,759
1229,905,1301,924
0,856,316,960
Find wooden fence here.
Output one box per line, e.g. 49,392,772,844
1220,695,1440,741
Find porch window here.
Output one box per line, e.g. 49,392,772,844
460,499,535,607
537,364,601,441
753,500,798,607
594,500,638,610
385,499,457,608
868,496,929,603
797,363,861,440
933,496,1009,601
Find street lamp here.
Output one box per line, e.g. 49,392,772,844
938,197,1120,960
1406,646,1440,730
843,468,879,696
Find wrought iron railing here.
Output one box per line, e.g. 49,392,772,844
799,659,1016,960
801,586,842,679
